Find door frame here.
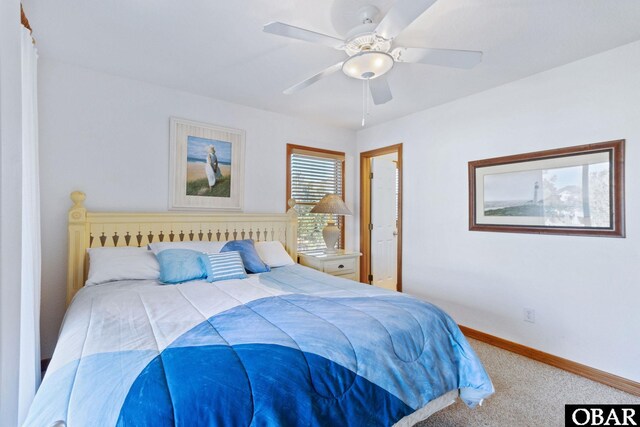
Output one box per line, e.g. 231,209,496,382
359,143,403,291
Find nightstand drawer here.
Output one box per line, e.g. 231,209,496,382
335,272,357,281
324,258,356,274
298,251,361,282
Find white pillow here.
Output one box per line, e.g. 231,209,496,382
148,241,225,255
86,247,160,286
255,241,295,267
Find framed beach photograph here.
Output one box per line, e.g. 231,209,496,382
169,118,245,210
468,140,625,237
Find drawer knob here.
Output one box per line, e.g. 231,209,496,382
338,264,344,269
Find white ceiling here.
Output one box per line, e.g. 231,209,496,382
23,0,640,130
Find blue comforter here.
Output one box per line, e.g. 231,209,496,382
26,265,493,426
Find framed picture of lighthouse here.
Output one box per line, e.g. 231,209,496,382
468,140,625,237
169,117,245,211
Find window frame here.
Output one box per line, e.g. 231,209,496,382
286,143,346,252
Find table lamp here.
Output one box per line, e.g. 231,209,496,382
310,194,352,253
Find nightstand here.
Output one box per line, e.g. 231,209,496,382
298,250,362,281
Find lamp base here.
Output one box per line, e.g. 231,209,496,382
322,220,340,253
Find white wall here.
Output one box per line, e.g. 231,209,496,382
357,40,640,382
38,58,357,357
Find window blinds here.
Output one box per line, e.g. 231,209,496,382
290,152,344,252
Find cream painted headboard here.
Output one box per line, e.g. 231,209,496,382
67,192,298,305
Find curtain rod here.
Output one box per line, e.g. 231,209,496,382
21,4,35,44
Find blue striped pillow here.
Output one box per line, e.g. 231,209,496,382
200,251,248,282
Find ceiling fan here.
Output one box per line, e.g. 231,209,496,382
263,0,483,112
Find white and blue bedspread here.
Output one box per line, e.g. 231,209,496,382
26,265,493,426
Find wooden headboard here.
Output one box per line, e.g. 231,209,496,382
67,191,298,305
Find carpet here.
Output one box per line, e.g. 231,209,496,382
417,338,640,426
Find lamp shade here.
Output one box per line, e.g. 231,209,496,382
310,194,352,215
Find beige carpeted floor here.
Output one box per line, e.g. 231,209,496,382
417,338,640,427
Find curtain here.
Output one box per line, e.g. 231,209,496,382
18,24,41,423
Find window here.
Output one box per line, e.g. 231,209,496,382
287,144,345,253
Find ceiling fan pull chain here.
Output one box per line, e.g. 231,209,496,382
366,78,371,117
362,79,367,127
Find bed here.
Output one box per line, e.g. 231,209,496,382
25,192,493,427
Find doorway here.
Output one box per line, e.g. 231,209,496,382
360,144,402,291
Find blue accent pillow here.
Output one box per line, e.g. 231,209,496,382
221,239,270,274
199,251,248,282
156,249,206,284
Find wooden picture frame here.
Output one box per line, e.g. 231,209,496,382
469,140,625,237
169,117,245,211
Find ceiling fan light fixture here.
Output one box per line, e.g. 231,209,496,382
342,51,394,80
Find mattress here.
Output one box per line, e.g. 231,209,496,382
26,264,493,426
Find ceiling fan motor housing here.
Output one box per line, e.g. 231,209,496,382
344,27,392,56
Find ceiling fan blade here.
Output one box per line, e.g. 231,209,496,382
264,22,344,49
283,62,345,95
369,76,393,105
392,47,483,69
375,0,438,40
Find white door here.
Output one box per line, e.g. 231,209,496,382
370,153,398,291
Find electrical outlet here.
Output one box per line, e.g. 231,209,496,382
524,308,536,323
